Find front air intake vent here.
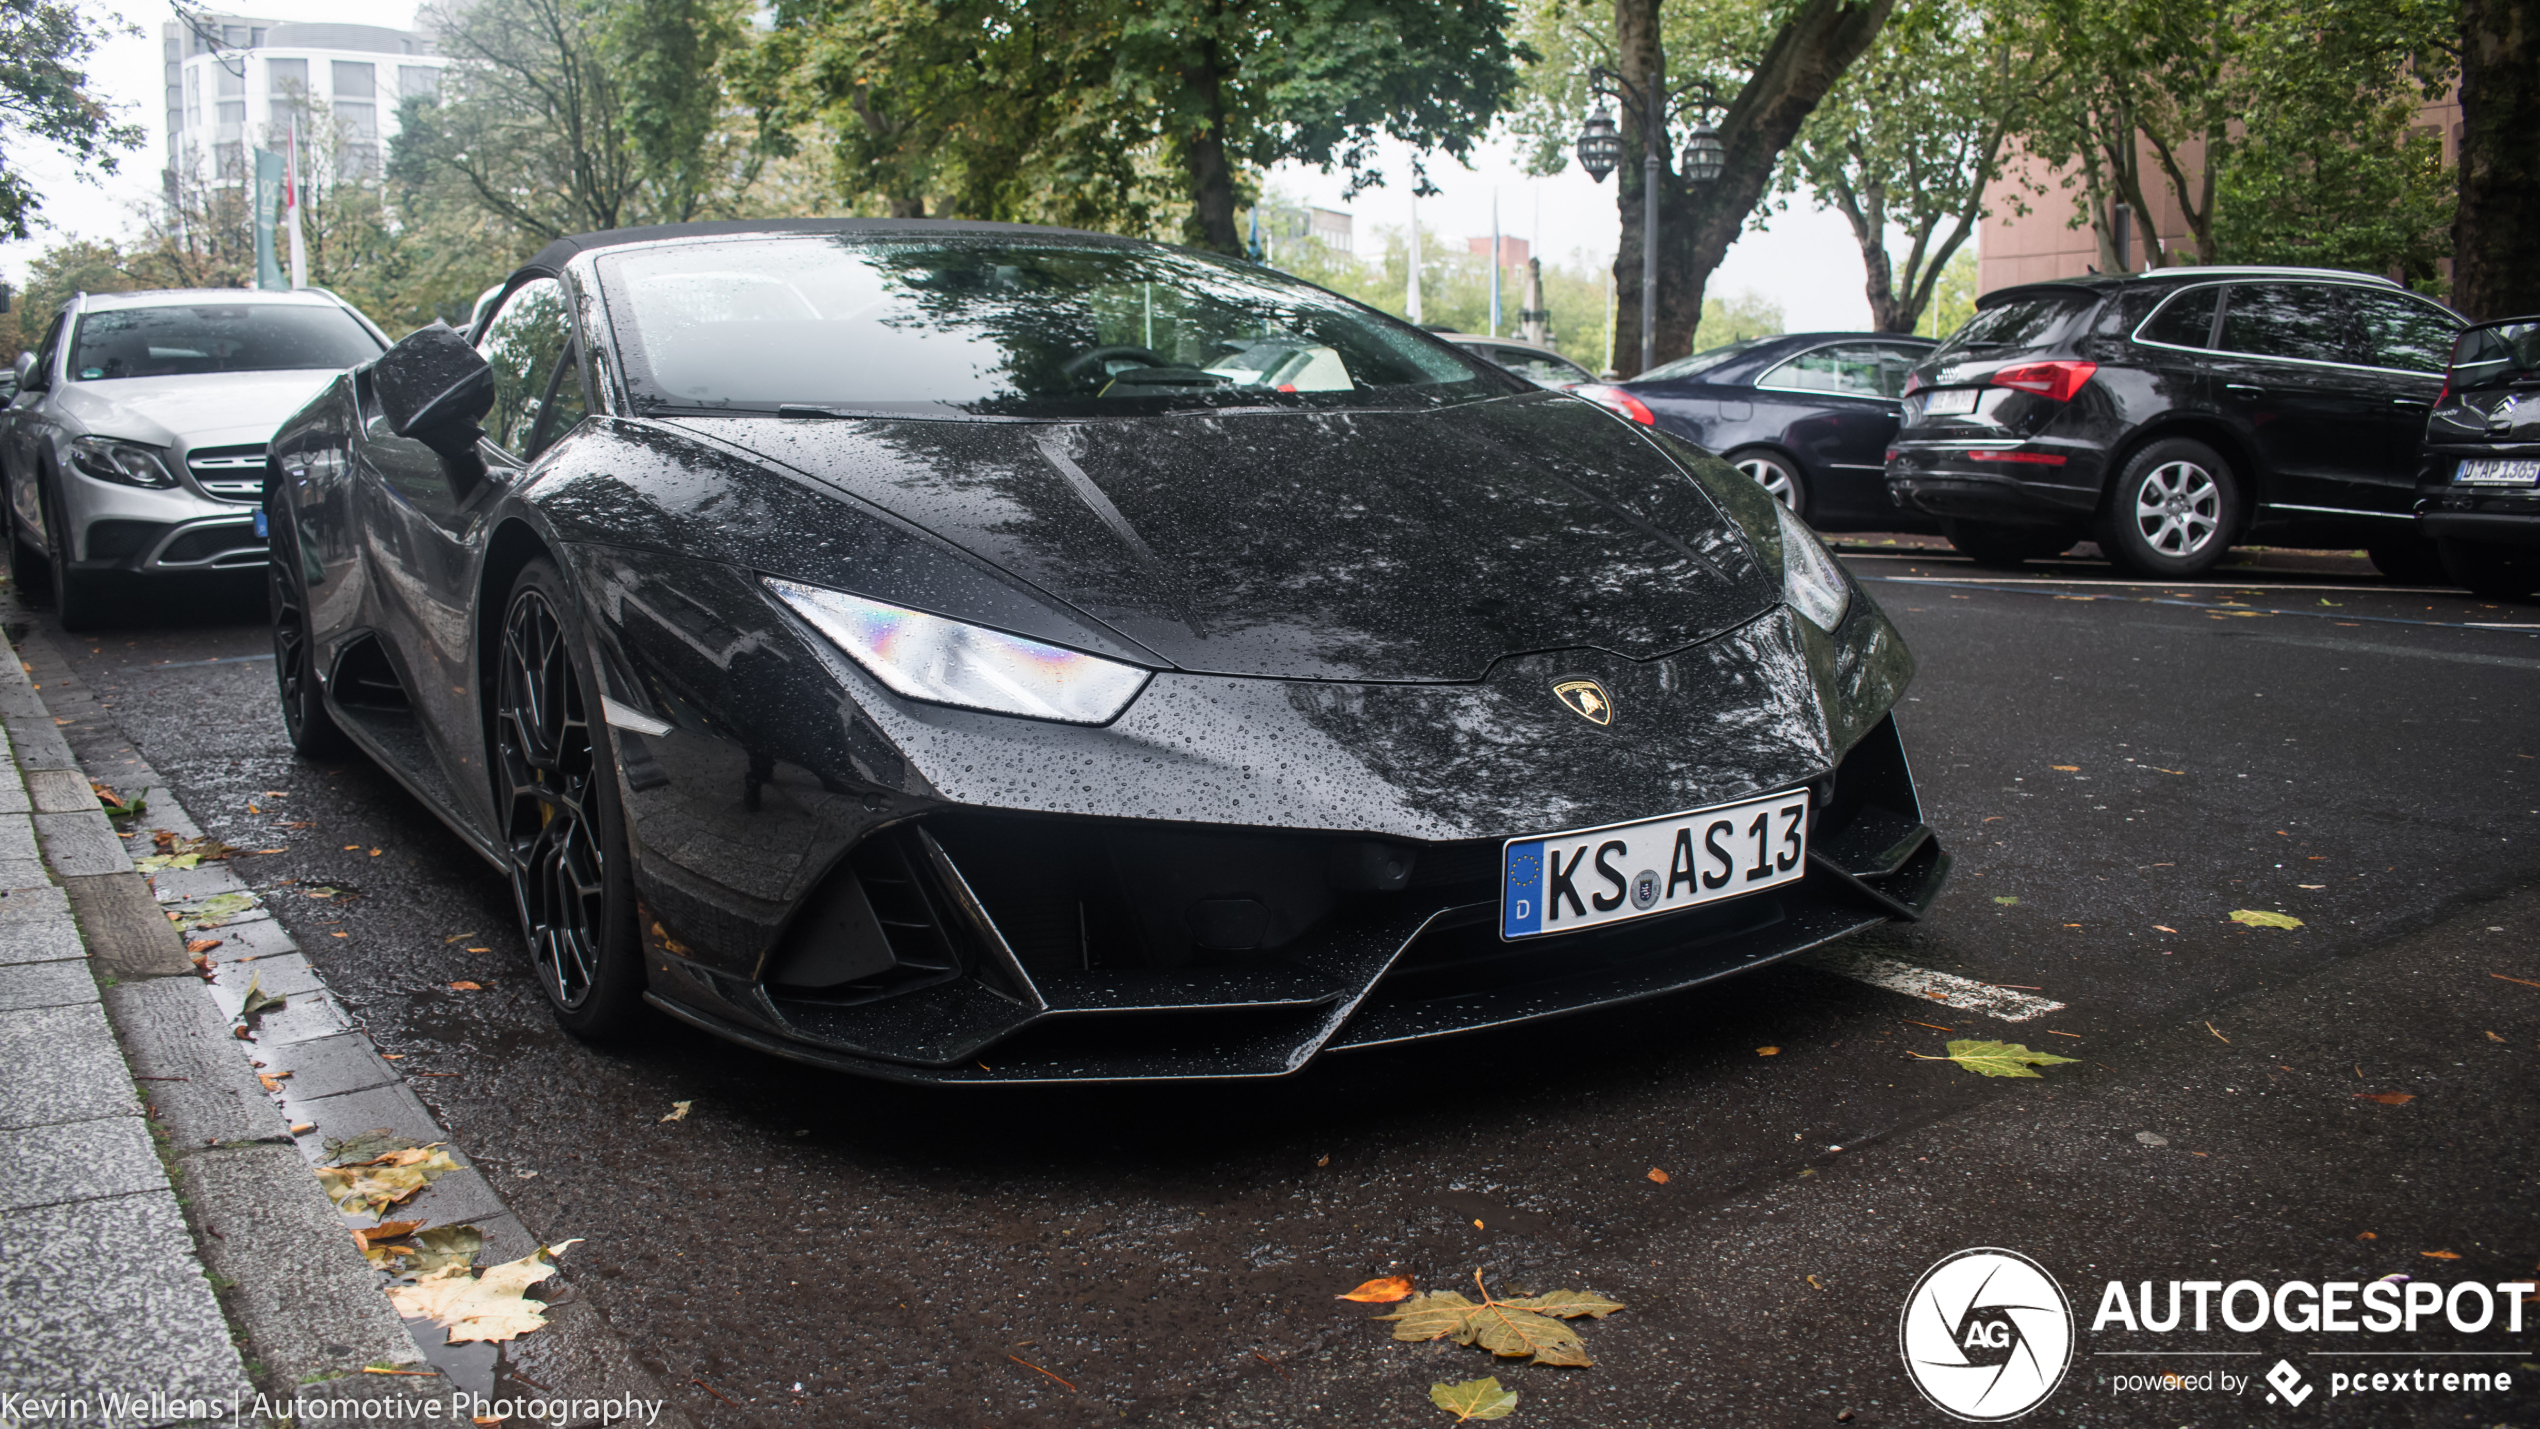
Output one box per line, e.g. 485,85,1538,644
764,827,964,1005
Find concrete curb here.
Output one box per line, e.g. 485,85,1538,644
5,618,691,1429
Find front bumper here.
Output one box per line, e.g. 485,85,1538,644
636,715,1948,1085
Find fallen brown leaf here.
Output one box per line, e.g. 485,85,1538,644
2492,973,2540,989
186,938,220,954
448,981,482,991
2354,1092,2415,1105
1646,1168,1670,1184
1756,1046,1780,1057
2357,1232,2377,1240
2421,1250,2460,1261
1337,1275,1415,1303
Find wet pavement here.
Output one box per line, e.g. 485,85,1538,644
7,542,2537,1427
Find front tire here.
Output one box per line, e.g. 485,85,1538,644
1728,448,1809,520
2365,533,2449,585
2437,538,2540,600
2099,438,2239,577
40,476,101,631
495,558,649,1038
266,499,351,758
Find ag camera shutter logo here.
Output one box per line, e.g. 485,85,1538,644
1900,1248,2075,1420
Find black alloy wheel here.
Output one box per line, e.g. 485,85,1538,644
266,501,351,758
2098,437,2240,577
495,558,647,1036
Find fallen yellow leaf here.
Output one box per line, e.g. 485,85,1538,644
2421,1250,2460,1261
661,1100,692,1123
1756,1046,1780,1057
448,981,482,991
1337,1275,1415,1303
1646,1168,1670,1184
387,1242,582,1344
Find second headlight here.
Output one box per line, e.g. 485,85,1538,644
1777,501,1851,632
766,577,1151,725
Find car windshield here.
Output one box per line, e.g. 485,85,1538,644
2448,319,2540,392
1933,294,2092,360
1636,339,1769,383
596,235,1510,417
68,304,381,381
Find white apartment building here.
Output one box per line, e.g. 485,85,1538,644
161,14,448,189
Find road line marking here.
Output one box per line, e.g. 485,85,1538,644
1799,948,2066,1022
1858,575,2537,635
1838,566,2460,596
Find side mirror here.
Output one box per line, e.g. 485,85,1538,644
373,322,494,482
13,351,39,392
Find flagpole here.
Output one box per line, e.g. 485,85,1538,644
286,116,307,289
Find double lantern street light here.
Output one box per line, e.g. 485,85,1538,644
1575,68,1723,375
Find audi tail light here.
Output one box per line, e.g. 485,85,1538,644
1988,360,2098,402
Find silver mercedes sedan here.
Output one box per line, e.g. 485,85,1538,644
3,288,388,628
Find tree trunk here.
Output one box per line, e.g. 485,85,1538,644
1670,0,1895,360
1177,36,1241,254
1610,0,1668,375
2454,0,2540,320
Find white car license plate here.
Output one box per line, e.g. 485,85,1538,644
1501,790,1810,940
2456,457,2540,486
1920,388,1979,416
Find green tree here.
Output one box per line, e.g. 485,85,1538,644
1509,0,1893,371
0,0,145,240
760,0,1531,253
403,0,764,242
1782,0,2050,331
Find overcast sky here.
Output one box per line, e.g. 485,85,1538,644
8,0,1883,331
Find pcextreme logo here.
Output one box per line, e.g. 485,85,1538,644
1899,1248,2076,1421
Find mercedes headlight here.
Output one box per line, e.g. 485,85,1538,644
69,436,177,488
767,577,1151,725
1777,502,1850,632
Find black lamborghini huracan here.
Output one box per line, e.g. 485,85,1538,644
263,218,1949,1083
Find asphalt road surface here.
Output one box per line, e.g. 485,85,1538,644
10,539,2537,1428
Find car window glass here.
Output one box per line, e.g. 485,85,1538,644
1933,294,2090,359
527,345,588,458
2219,284,2354,364
2351,292,2458,374
477,277,573,457
68,304,380,381
1866,345,1927,398
2138,287,2220,348
2447,319,2540,392
1491,347,1588,385
1639,340,1766,382
30,314,63,384
1760,344,1889,398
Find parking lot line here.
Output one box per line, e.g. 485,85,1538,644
1797,947,2067,1022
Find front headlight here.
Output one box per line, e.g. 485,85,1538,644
1778,502,1850,632
767,577,1151,725
69,436,177,488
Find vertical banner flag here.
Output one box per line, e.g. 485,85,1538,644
286,118,307,289
253,149,286,291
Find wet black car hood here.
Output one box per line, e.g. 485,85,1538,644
665,392,1777,683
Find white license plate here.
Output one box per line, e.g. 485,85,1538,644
2457,458,2540,486
1920,388,1979,415
1500,790,1810,940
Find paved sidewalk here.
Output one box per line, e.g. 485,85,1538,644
1,612,690,1429
0,652,253,1423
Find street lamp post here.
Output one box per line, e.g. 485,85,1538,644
1577,73,1724,376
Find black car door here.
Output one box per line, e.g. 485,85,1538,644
2208,282,2388,517
1750,342,1910,522
352,276,581,829
2343,288,2461,509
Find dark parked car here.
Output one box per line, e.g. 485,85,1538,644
1434,333,1599,389
2415,314,2540,599
1572,333,1937,530
1886,266,2464,575
262,218,1948,1084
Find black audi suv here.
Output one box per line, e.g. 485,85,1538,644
2415,314,2540,599
1885,267,2463,576
1573,333,1938,531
